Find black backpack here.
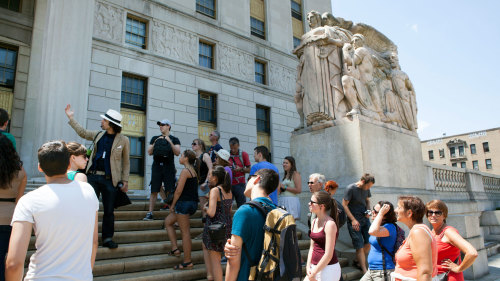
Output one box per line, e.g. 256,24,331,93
152,136,172,158
243,201,302,281
335,199,347,229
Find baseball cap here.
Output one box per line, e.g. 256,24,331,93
157,119,172,126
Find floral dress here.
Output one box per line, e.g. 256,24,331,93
202,188,233,252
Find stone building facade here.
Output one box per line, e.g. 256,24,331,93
0,0,332,192
421,127,500,176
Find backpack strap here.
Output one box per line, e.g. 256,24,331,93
376,237,390,281
242,200,273,266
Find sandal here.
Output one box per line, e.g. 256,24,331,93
168,248,181,257
174,261,193,270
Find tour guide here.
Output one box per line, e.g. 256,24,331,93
65,104,130,249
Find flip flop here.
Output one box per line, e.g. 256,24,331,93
168,248,181,257
174,261,193,270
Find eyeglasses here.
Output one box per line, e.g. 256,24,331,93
307,181,316,185
191,143,197,146
427,210,443,216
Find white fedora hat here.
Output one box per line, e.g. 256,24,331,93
100,109,123,127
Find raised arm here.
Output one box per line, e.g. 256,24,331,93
65,104,98,140
368,204,390,237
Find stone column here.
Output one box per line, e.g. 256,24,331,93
21,0,95,177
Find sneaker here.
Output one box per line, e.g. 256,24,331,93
143,212,154,221
220,256,227,264
103,240,118,249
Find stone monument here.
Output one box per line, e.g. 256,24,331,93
291,11,424,189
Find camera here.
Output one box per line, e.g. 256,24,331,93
364,210,372,216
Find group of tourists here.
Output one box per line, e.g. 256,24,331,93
0,105,479,281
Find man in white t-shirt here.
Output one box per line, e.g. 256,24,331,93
5,141,99,281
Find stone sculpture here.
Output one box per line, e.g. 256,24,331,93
293,11,418,131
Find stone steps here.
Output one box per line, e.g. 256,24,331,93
24,200,361,280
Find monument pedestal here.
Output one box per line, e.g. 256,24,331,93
291,114,425,189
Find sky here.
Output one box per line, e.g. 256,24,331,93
331,0,500,140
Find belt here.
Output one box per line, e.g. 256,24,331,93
89,170,106,175
0,198,15,202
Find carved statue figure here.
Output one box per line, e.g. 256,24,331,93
342,34,385,120
293,11,350,128
389,52,418,130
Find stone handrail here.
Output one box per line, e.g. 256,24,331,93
432,167,467,192
483,176,500,193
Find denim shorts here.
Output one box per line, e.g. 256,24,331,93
347,216,371,249
175,200,198,215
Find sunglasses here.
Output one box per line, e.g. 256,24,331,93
427,210,443,216
191,142,197,146
307,181,316,185
372,208,379,215
309,200,318,205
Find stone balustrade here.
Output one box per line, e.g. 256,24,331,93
483,176,500,193
432,167,467,192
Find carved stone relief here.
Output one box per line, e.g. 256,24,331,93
269,63,296,95
93,1,123,43
218,44,253,81
152,20,198,65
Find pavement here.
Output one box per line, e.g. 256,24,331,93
467,253,500,281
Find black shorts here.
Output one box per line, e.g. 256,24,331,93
150,161,176,193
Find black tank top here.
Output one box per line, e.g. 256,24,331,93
178,169,199,202
198,153,209,184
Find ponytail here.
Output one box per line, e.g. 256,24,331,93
314,190,339,227
223,171,231,193
212,166,231,193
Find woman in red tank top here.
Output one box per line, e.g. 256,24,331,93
425,200,478,281
305,191,340,281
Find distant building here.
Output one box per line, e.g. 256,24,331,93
421,128,500,175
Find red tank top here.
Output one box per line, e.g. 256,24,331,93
435,226,463,281
309,218,338,265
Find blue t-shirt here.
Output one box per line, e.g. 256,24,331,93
231,197,276,281
208,143,223,163
249,161,279,204
367,223,397,270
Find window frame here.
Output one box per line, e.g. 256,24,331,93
198,91,217,124
196,0,216,18
472,160,478,170
483,142,490,153
460,162,466,168
428,150,434,160
458,145,464,157
470,144,476,154
450,147,456,158
439,149,445,158
0,43,18,89
485,159,492,169
128,136,145,176
0,0,21,12
199,40,215,69
451,163,457,167
250,17,266,40
121,73,147,111
256,105,270,134
254,60,266,85
290,0,302,20
125,14,148,49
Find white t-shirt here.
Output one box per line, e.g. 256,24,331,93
11,181,99,281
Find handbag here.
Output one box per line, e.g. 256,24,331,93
207,188,227,243
114,182,132,208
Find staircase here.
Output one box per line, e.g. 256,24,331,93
23,196,363,280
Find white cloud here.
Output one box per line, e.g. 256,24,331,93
411,24,418,33
417,120,429,134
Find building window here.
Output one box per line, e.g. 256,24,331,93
250,0,266,40
0,45,17,88
196,0,215,18
486,159,492,169
452,163,457,167
450,147,456,158
198,92,217,145
439,149,445,158
121,74,147,110
472,160,478,170
293,37,301,49
126,15,148,49
291,0,302,20
199,41,214,69
470,144,476,154
0,0,21,12
129,136,145,176
458,145,464,156
251,17,266,39
483,142,490,152
256,105,271,160
460,162,466,168
428,150,434,160
255,60,266,84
